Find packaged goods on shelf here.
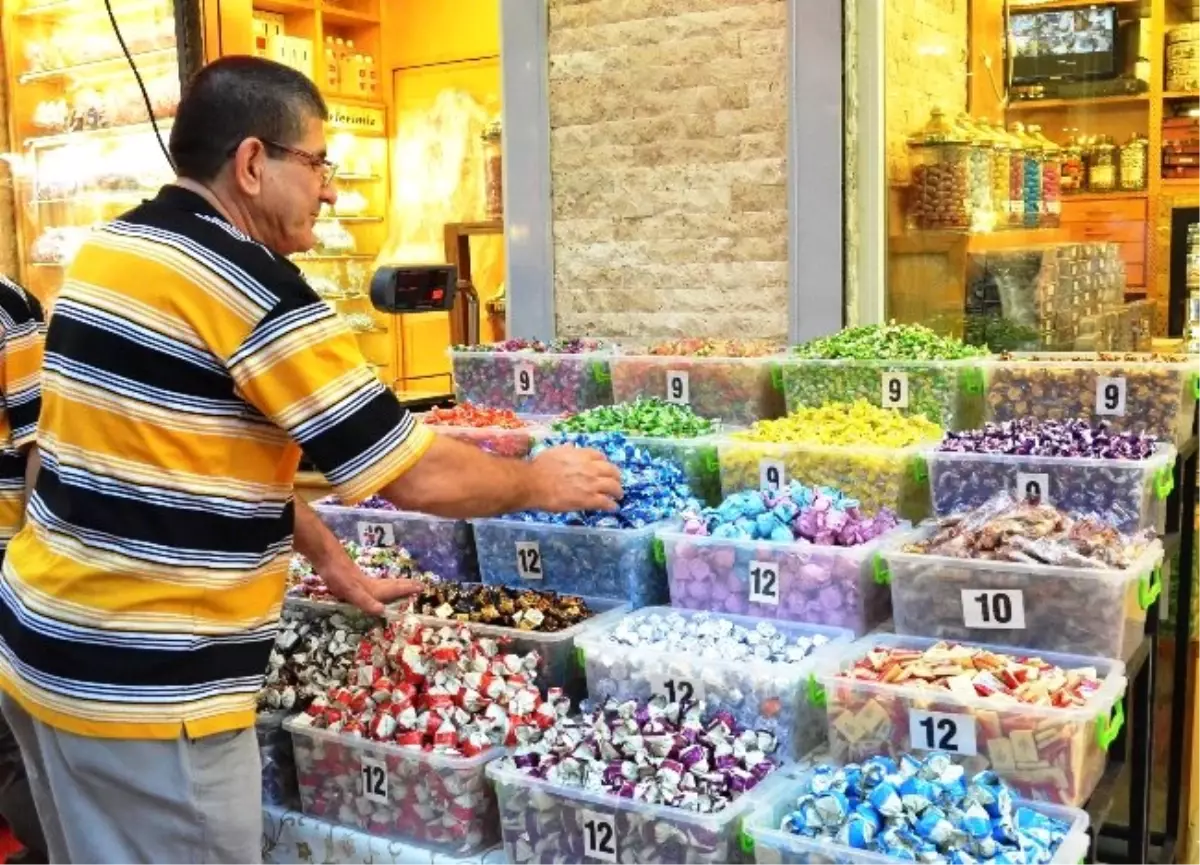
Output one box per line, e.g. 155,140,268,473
880,493,1163,659
984,352,1200,447
606,339,786,427
421,404,546,458
907,109,972,232
313,498,478,582
742,756,1092,865
930,418,1176,533
449,339,616,415
257,710,299,809
577,607,852,761
487,696,787,864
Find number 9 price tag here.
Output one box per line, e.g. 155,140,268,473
515,541,542,579
514,363,536,396
581,811,618,863
356,521,395,547
748,561,780,605
665,370,689,404
909,709,976,756
759,460,785,492
1015,472,1050,505
1095,376,1126,416
881,372,909,409
360,755,389,804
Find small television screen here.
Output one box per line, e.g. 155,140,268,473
1009,5,1118,83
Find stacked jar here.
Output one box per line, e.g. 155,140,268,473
1088,135,1118,193
1119,133,1148,192
956,113,996,233
1003,121,1027,228
1010,122,1042,229
1031,125,1062,228
907,108,971,231
988,119,1013,227
1061,134,1085,195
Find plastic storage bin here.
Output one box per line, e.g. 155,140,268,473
881,526,1164,659
489,760,786,864
313,502,478,582
285,717,502,855
741,769,1092,865
408,591,629,699
817,634,1127,806
927,444,1177,533
577,607,853,761
659,521,908,636
984,353,1199,447
449,346,615,415
606,353,785,426
257,710,299,808
779,357,986,431
472,518,670,607
717,438,934,522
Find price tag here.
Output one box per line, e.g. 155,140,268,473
881,371,910,409
665,370,689,404
759,460,785,492
515,541,542,579
581,811,618,863
961,589,1026,630
647,673,704,706
1095,376,1126,416
514,363,536,396
360,755,389,804
748,561,780,605
1015,472,1051,504
356,521,395,547
909,709,977,756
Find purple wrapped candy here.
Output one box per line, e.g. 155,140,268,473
450,338,615,415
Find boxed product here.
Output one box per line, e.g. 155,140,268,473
607,353,785,426
448,341,615,415
257,710,299,809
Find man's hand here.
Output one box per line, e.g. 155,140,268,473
526,445,623,513
315,553,424,616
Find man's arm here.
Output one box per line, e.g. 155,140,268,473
18,444,38,529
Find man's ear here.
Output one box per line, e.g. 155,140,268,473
231,138,267,196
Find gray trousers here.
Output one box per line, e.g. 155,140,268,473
0,710,45,860
1,694,263,864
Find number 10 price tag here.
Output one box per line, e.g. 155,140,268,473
748,561,780,605
909,709,976,756
961,589,1026,629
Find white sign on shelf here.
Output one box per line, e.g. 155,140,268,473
961,589,1026,630
909,709,977,756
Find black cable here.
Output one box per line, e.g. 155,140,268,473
103,0,176,172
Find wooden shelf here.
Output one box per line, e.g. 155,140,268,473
253,0,315,13
24,118,173,150
1162,91,1200,100
18,47,176,84
1009,0,1142,8
320,5,379,26
1161,178,1200,192
1007,94,1150,111
1064,191,1149,202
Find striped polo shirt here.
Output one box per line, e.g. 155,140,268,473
0,277,44,559
0,185,433,740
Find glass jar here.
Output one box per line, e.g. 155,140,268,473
1011,122,1042,228
1088,135,1117,193
907,108,971,231
988,121,1012,229
1060,135,1085,195
481,119,503,220
1118,133,1148,192
956,113,995,232
1030,125,1061,228
1000,122,1026,228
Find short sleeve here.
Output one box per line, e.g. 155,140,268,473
225,286,433,504
0,281,45,450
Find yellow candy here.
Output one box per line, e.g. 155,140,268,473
732,401,943,448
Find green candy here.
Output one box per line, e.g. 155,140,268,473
551,398,717,438
790,323,989,361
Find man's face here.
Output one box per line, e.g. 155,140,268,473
254,114,337,256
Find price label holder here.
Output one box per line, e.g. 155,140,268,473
580,810,618,863
647,672,704,706
356,521,395,547
961,589,1026,629
748,560,780,605
360,754,389,804
909,709,977,756
881,371,910,409
515,541,543,580
1095,376,1126,416
759,459,785,492
665,370,690,404
1015,472,1050,504
514,362,536,396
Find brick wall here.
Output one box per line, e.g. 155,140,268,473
547,0,789,341
0,36,20,280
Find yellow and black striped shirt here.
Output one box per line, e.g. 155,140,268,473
0,277,44,559
0,185,433,739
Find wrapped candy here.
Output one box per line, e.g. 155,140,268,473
287,539,440,604
422,403,542,458
450,338,615,415
412,584,595,631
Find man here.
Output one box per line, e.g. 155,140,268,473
0,276,46,865
0,56,622,864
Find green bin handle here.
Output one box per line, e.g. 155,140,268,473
960,366,985,395
872,554,891,586
1137,566,1162,610
590,361,611,384
652,537,665,565
1095,699,1124,751
909,455,928,484
574,645,586,670
1154,465,1175,500
770,363,784,392
738,826,755,856
806,673,827,707
703,450,719,474
1191,370,1199,400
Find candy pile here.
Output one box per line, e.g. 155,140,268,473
552,398,717,438
451,339,614,415
790,324,988,361
456,338,609,354
319,493,396,511
422,404,540,457
412,584,595,632
776,754,1071,863
734,402,943,448
423,403,529,429
646,337,784,358
939,418,1160,459
681,482,899,546
825,641,1112,804
259,608,372,713
581,612,839,760
287,540,439,603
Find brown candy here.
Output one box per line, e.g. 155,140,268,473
412,585,594,632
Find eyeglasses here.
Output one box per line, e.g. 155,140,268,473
240,138,337,186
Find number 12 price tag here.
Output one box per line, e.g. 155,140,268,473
515,541,542,579
665,370,689,404
748,561,780,605
360,755,389,804
647,673,704,706
909,709,977,756
356,521,395,547
881,372,909,409
581,811,618,862
1095,376,1126,416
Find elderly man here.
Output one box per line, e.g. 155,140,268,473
0,56,621,864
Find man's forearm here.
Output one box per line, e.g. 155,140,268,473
379,436,535,519
294,497,346,570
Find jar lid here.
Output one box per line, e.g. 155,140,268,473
1029,124,1060,154
912,108,968,145
481,119,502,142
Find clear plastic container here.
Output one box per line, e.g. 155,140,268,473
488,756,788,864
606,353,785,427
422,417,547,458
879,526,1163,659
472,518,670,607
577,607,853,761
285,717,503,855
407,591,629,699
984,353,1200,447
448,346,615,415
312,502,478,582
659,521,909,636
629,432,724,506
779,357,987,431
717,437,935,522
742,768,1092,865
927,444,1177,533
817,634,1128,806
257,710,299,808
